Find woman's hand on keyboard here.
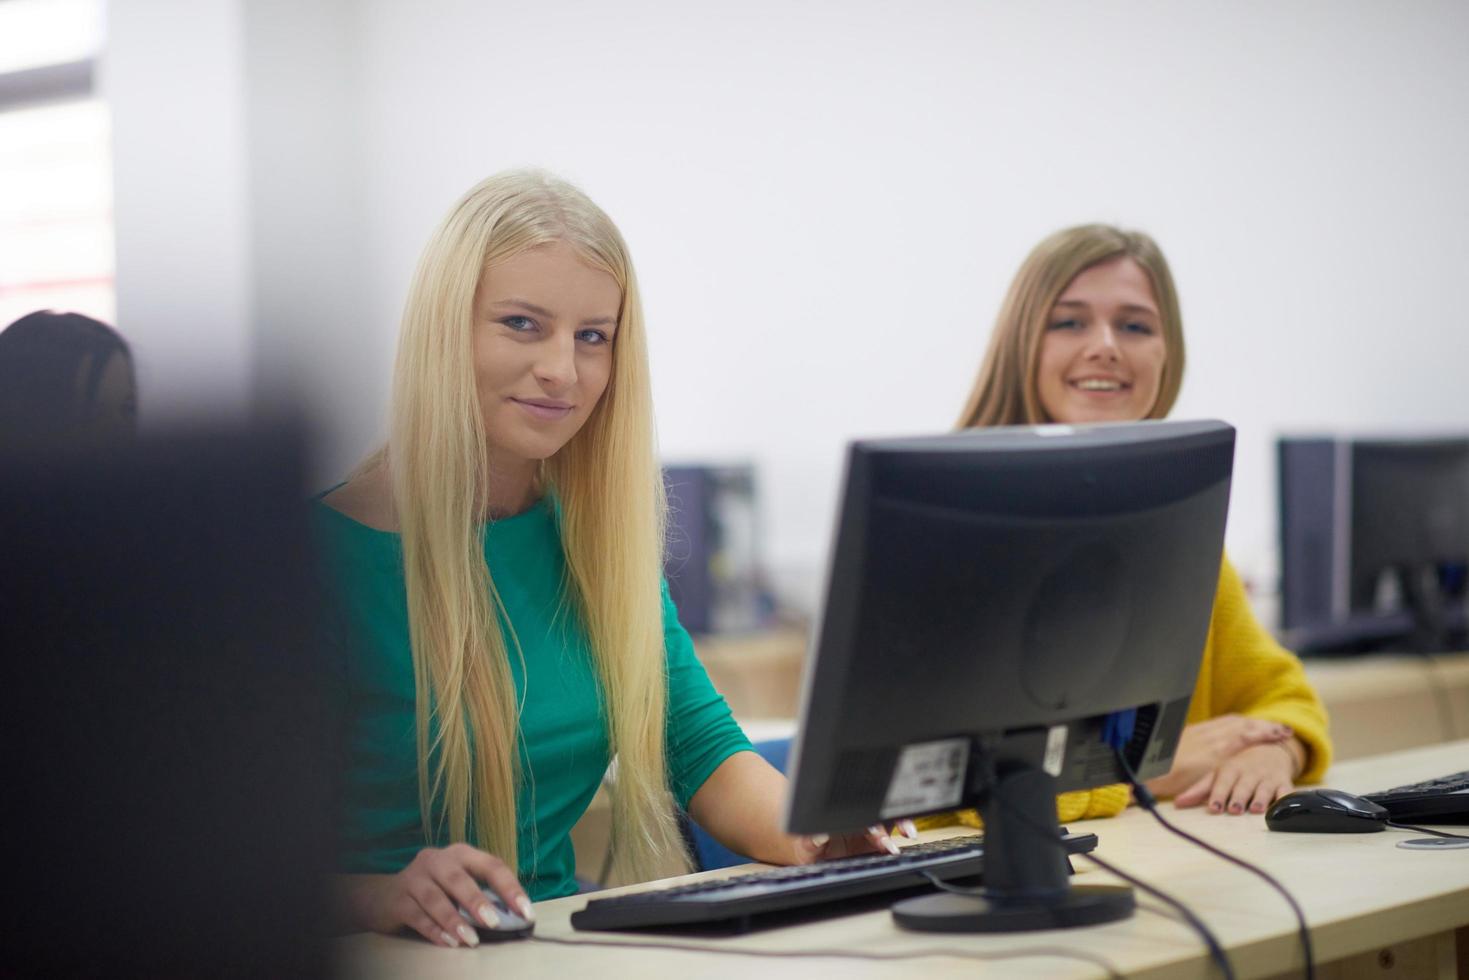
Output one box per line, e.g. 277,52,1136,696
792,819,918,863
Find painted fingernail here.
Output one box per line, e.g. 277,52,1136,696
477,904,500,929
901,819,919,839
809,833,830,849
515,896,536,923
868,824,884,837
440,930,459,948
457,923,480,947
1229,803,1243,814
883,836,900,855
1209,801,1222,812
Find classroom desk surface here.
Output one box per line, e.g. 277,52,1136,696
337,740,1469,979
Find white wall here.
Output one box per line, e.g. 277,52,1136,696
241,0,384,478
105,0,254,421
105,0,383,477
107,0,1469,612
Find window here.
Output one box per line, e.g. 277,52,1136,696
0,0,112,329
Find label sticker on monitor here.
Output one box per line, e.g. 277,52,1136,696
880,738,969,818
1043,725,1067,777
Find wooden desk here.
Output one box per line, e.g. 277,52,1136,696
338,740,1469,979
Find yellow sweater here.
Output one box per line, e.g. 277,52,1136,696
920,556,1333,829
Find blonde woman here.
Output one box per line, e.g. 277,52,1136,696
945,225,1331,827
316,171,886,949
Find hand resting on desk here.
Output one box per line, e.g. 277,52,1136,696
1147,714,1306,815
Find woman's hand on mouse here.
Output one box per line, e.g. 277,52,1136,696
1145,714,1293,801
339,843,532,948
1173,737,1305,814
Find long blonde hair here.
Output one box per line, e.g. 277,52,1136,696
957,224,1185,428
385,169,685,883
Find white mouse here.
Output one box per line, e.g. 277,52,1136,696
458,886,534,941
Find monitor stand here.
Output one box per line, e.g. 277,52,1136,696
892,762,1134,932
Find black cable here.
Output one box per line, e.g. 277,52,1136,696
1114,747,1313,980
1073,849,1237,980
529,934,1126,977
921,845,1236,980
919,869,985,895
984,781,1238,980
1387,821,1469,840
1413,652,1460,741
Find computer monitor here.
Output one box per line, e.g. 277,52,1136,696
784,419,1234,933
0,423,337,978
1279,436,1469,653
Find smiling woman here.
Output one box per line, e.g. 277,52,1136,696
1034,257,1168,425
470,242,620,485
313,170,890,951
957,225,1185,429
925,224,1332,836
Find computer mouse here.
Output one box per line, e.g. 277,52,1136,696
1265,788,1389,833
458,887,534,941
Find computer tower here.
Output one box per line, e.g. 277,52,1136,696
1278,437,1345,634
662,464,767,634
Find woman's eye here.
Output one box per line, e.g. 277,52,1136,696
576,329,611,345
1123,321,1154,335
501,316,536,332
1049,319,1081,331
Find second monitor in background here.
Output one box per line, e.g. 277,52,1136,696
1279,435,1469,653
663,463,770,634
785,419,1235,933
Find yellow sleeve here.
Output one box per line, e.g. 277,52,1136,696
1197,557,1332,782
1058,784,1130,821
912,785,1130,832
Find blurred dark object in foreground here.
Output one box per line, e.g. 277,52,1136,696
0,422,337,979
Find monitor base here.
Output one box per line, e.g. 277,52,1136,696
892,884,1135,933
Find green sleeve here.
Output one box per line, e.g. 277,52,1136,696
661,579,753,808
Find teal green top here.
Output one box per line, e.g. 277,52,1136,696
313,498,752,901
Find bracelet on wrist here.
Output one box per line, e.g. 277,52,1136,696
1268,738,1304,779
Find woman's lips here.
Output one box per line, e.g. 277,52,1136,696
511,398,573,421
1068,378,1130,396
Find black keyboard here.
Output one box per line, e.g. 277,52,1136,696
571,830,1099,933
1363,770,1469,824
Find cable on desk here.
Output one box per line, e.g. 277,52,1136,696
1114,747,1312,980
1387,821,1469,840
529,934,1124,977
1414,652,1460,741
918,869,985,896
1074,850,1236,980
983,782,1238,980
916,852,1236,980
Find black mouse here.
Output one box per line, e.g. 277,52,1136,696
1265,788,1389,833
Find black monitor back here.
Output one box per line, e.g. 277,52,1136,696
786,420,1233,835
1279,435,1469,652
0,425,336,978
1351,440,1469,600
